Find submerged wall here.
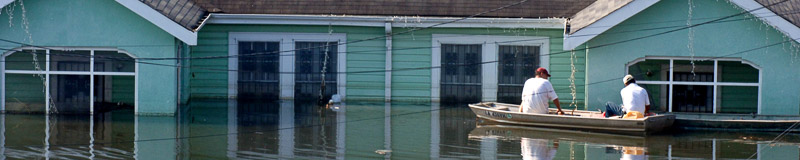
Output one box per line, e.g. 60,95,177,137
584,0,800,114
0,0,180,115
191,24,586,108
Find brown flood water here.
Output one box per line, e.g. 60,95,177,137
1,100,799,159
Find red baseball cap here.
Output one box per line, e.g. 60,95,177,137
536,67,551,76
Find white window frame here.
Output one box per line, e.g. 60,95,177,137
431,34,549,102
0,47,138,114
228,32,347,100
626,57,762,114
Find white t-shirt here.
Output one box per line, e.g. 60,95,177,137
521,78,558,114
620,83,650,114
521,138,557,160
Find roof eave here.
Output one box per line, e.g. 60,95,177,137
115,0,198,45
563,0,660,50
207,14,567,29
730,0,800,44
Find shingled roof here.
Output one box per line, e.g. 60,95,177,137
567,0,633,35
139,0,208,31
134,0,800,35
756,0,800,28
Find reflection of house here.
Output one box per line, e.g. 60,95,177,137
2,0,800,115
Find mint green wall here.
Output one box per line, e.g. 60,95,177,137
0,0,180,115
584,0,800,114
190,24,386,101
192,25,585,106
391,28,585,108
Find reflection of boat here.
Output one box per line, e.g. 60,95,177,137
671,113,800,132
469,125,647,147
468,102,675,136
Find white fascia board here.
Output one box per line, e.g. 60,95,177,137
731,0,800,44
0,0,13,9
563,0,660,50
208,14,565,29
115,0,198,45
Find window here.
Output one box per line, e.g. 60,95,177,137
497,45,540,104
440,44,482,103
228,32,347,101
627,58,760,114
2,48,136,114
431,34,549,103
237,42,280,101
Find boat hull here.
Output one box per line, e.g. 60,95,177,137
469,102,675,136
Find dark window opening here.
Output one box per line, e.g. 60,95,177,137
237,42,280,101
497,45,539,104
440,44,482,104
295,42,337,101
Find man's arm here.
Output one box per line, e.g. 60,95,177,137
645,104,650,114
553,99,564,115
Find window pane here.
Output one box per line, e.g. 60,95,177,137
94,51,135,72
673,60,714,82
638,84,669,113
673,85,713,113
295,42,338,101
440,44,482,104
50,50,91,71
497,45,539,104
4,74,46,113
5,50,45,71
627,59,669,81
238,41,280,101
717,86,757,114
50,75,91,114
719,61,758,83
94,75,135,112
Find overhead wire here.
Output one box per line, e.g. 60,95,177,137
0,0,796,150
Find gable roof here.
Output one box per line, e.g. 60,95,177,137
563,0,800,50
567,0,633,35
191,0,595,19
755,0,800,30
139,0,208,31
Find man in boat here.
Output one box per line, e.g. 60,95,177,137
604,75,650,118
519,67,565,115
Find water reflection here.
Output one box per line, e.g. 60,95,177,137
0,100,799,159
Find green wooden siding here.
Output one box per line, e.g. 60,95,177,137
391,28,585,108
190,24,386,101
191,25,585,105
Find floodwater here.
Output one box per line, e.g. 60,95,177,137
1,100,799,159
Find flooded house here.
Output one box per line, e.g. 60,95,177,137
1,0,799,116
1,0,800,159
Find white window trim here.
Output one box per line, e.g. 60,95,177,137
228,32,347,100
625,56,762,114
431,34,549,102
0,47,138,114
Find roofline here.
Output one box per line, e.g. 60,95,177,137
563,0,659,50
207,14,567,29
730,0,800,44
115,0,198,45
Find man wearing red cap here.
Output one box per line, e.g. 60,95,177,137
519,67,565,115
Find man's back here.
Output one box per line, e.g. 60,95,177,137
521,78,557,114
620,83,649,114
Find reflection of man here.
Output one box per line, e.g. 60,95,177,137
521,138,558,160
604,75,650,118
519,67,564,115
620,146,646,160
